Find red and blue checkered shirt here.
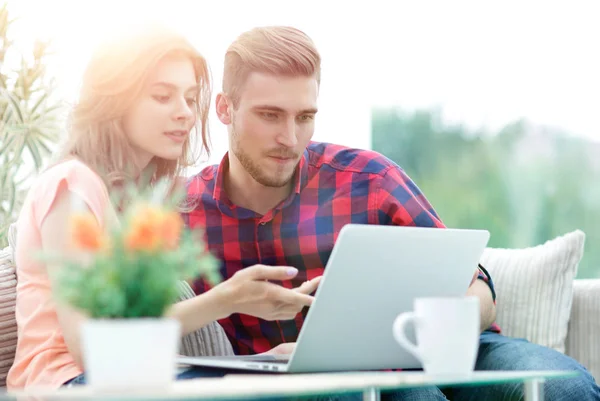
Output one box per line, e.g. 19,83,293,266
184,141,500,355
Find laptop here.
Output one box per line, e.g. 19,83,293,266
177,224,490,373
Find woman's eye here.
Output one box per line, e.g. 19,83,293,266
186,98,197,107
152,95,170,103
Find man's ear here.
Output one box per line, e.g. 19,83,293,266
216,93,232,125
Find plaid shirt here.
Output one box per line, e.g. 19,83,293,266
184,141,500,355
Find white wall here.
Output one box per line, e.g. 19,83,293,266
8,0,600,176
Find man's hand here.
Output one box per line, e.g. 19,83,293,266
467,273,497,332
469,269,479,287
294,276,322,296
262,342,296,355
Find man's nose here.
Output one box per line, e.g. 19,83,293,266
277,118,298,147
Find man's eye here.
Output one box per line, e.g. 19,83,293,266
261,112,278,120
299,114,314,122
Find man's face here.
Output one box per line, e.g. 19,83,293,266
227,72,319,188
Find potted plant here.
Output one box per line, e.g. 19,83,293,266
0,4,62,249
46,180,220,391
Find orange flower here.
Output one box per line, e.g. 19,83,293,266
70,213,106,251
159,211,183,250
124,205,183,252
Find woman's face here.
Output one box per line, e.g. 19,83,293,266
122,55,198,167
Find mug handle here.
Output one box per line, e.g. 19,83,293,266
392,312,426,365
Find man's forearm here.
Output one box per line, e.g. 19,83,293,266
466,279,497,332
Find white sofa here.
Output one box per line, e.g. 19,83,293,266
480,229,599,382
0,225,597,387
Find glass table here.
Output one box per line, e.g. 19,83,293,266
1,370,578,401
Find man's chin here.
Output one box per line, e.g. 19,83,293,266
253,160,299,188
259,178,292,188
256,171,295,188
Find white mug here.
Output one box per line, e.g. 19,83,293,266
392,296,480,376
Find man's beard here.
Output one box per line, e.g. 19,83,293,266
230,123,298,188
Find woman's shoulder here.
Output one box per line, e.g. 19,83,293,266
33,159,108,194
43,158,104,181
25,159,112,226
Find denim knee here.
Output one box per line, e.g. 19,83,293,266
544,370,600,401
383,386,448,401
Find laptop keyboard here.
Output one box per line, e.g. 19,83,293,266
199,354,291,363
235,355,290,363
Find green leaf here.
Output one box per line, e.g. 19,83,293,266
33,135,52,155
0,161,9,184
3,179,16,217
0,133,17,159
29,92,49,116
29,103,62,123
2,105,14,124
12,134,26,162
3,90,24,123
25,136,43,170
28,125,56,144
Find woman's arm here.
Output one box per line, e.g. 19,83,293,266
41,189,90,370
167,268,320,337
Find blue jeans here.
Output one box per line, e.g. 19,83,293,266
65,331,600,401
440,331,600,401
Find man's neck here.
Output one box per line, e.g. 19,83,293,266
224,159,293,216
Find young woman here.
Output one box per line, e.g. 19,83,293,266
7,25,319,390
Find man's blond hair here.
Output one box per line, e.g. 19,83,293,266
223,26,321,108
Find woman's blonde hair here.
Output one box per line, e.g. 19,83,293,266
59,24,211,189
222,26,321,108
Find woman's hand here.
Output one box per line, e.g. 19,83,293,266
211,265,321,321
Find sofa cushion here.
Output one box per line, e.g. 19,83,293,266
8,225,16,265
566,279,600,381
0,247,17,388
177,281,234,357
480,230,585,353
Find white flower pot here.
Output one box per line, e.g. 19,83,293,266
82,318,181,392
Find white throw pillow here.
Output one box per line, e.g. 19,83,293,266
480,230,585,353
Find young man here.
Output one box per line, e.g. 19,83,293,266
184,26,599,401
